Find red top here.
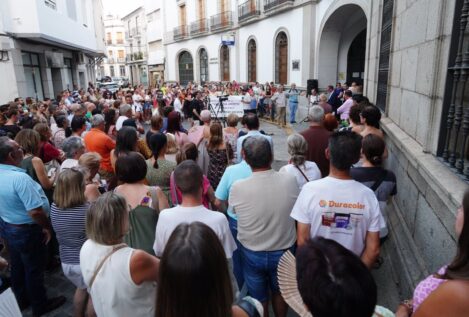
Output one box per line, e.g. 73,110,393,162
39,141,61,163
300,126,331,177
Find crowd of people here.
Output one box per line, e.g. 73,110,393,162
0,78,467,317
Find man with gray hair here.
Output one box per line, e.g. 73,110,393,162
116,103,132,131
229,136,298,317
299,105,331,176
83,114,115,179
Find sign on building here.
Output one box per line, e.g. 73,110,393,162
221,34,235,46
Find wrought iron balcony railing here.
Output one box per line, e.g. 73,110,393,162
190,19,209,36
210,11,233,31
238,0,261,23
173,25,189,41
263,0,294,12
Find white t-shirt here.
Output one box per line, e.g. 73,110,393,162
153,205,236,258
242,93,252,110
115,115,128,131
279,161,322,190
291,176,380,256
173,98,183,114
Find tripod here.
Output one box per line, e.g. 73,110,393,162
299,97,316,124
208,96,227,127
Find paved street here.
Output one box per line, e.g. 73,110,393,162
19,119,401,317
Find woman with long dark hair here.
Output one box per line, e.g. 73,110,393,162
146,133,176,200
156,222,262,317
396,191,469,317
206,122,232,190
165,111,188,148
110,126,138,171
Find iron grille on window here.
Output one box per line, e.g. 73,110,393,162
238,0,260,23
264,0,294,12
439,0,469,179
376,0,393,111
210,11,233,31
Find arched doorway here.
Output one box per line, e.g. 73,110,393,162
275,32,288,84
220,45,230,81
178,51,194,85
248,39,257,82
317,4,367,89
199,48,209,83
347,29,366,84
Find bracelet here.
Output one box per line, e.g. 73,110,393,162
400,299,413,312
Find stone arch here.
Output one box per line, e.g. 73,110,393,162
316,2,368,89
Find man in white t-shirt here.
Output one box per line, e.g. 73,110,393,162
291,130,381,269
153,160,236,258
116,104,132,131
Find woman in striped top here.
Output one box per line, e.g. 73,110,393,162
51,167,94,317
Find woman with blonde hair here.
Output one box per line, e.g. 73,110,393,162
206,122,233,190
51,168,94,317
78,152,102,202
279,134,321,190
80,192,159,317
165,133,178,163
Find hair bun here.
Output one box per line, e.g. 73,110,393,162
371,156,382,166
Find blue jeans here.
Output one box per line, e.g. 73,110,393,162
228,216,244,289
289,102,298,122
2,222,48,314
240,244,295,302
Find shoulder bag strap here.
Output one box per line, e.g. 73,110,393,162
294,165,309,182
170,172,179,205
89,243,127,289
370,170,388,192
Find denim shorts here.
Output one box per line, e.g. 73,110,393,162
240,244,295,302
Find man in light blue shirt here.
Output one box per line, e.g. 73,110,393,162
0,137,65,315
215,142,253,290
236,113,273,163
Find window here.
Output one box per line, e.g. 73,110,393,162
64,58,74,90
117,50,125,63
179,5,187,26
44,0,56,10
66,0,77,21
106,32,112,45
135,16,140,34
110,66,115,77
199,48,209,83
247,39,256,82
108,50,113,56
197,0,206,20
178,51,194,85
376,0,394,111
120,65,126,76
82,0,88,26
220,45,230,81
116,32,124,44
439,0,469,177
21,52,44,101
275,32,288,84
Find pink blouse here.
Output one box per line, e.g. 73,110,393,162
412,266,447,313
170,172,211,208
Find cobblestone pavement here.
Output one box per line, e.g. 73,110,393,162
21,119,399,317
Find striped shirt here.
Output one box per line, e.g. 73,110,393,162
50,203,89,265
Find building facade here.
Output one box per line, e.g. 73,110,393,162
145,0,165,87
101,14,128,79
122,7,148,87
0,0,105,103
161,0,467,298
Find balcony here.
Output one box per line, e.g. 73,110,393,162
116,39,124,44
210,11,233,32
264,0,294,13
173,25,189,41
126,52,145,62
106,39,112,45
190,19,209,37
238,0,261,23
117,57,125,63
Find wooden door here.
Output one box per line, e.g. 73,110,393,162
276,32,288,84
220,45,230,81
248,40,256,82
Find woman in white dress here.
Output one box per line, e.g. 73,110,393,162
279,134,321,190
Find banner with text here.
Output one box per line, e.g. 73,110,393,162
209,96,244,118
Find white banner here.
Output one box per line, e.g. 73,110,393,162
209,96,244,118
